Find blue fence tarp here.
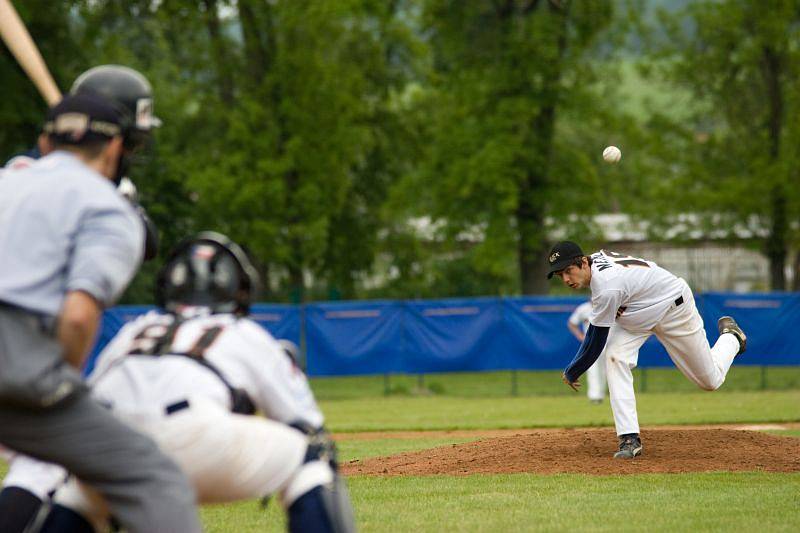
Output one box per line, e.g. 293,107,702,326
305,301,405,376
87,293,800,377
698,292,800,366
403,298,508,373
249,304,302,346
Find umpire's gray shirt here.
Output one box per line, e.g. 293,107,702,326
0,151,143,317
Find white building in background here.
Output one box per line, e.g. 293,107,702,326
365,213,779,294
396,213,776,293
587,213,771,293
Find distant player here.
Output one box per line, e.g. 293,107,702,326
547,242,746,459
3,232,355,533
567,301,606,404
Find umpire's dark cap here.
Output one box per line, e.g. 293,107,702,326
43,93,125,145
546,241,584,279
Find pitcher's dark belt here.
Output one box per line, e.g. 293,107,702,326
675,295,684,307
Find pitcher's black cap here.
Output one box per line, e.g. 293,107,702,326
546,241,584,279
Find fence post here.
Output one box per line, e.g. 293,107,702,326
511,369,518,396
417,373,424,391
760,366,767,391
384,373,390,396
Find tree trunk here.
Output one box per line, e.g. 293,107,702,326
517,197,549,294
285,164,305,301
515,2,569,294
761,45,787,290
792,249,800,291
201,0,234,105
238,0,270,86
288,262,305,303
767,184,787,290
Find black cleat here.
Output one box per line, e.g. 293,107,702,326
613,433,643,459
718,316,746,355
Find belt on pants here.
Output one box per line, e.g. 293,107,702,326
165,399,190,416
674,295,684,307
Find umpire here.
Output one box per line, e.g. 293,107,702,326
0,93,200,531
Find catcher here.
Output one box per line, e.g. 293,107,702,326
2,232,355,532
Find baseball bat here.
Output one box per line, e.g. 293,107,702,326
0,0,61,105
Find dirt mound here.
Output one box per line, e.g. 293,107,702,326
342,428,800,476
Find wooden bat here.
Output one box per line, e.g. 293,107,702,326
0,0,61,105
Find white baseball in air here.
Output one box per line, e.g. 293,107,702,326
603,145,622,163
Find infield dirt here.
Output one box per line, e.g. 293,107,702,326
341,427,800,476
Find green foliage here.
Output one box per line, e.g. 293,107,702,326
642,0,800,289
0,0,86,162
3,1,423,303
5,0,796,300
382,0,628,295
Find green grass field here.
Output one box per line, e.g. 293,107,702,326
2,368,799,531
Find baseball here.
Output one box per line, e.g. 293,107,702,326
603,145,621,163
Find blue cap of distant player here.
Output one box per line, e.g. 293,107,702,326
546,241,584,279
43,93,126,145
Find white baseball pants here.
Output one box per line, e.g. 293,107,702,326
605,281,740,436
1,453,66,499
586,353,607,402
53,398,315,530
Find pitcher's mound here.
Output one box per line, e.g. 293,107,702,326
343,428,800,476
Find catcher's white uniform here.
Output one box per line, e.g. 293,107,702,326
587,250,740,436
3,310,330,529
568,301,606,402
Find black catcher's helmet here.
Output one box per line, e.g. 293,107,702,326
70,65,161,150
155,232,261,316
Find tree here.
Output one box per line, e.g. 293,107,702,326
388,0,617,295
655,0,800,290
57,0,421,303
0,0,85,162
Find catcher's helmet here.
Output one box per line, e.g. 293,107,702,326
70,65,161,150
155,232,261,316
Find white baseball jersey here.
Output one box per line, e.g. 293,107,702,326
588,250,684,332
89,310,323,428
568,301,592,333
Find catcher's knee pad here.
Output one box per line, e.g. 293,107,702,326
287,476,356,533
282,440,355,533
282,460,335,507
282,429,338,506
